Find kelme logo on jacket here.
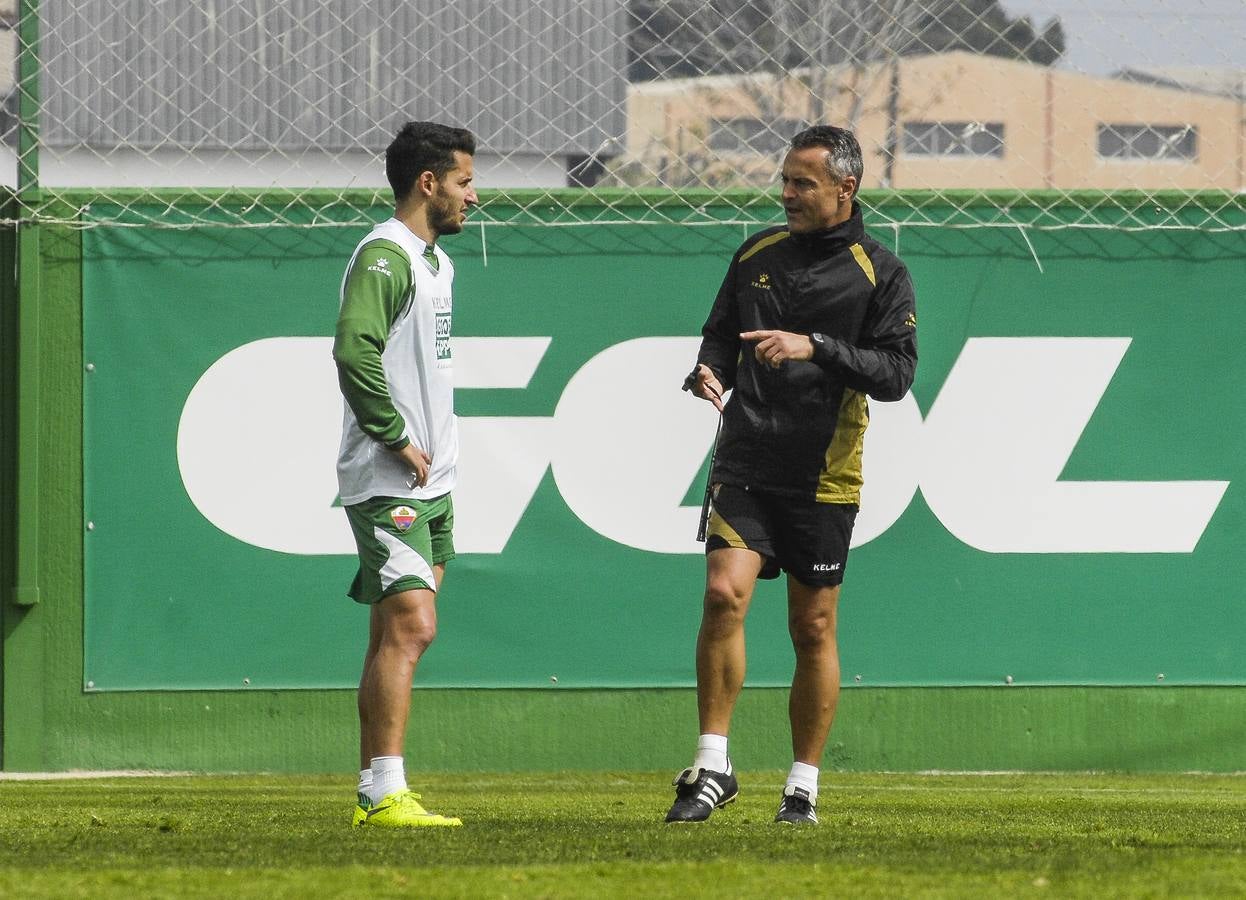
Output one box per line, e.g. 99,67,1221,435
750,272,771,290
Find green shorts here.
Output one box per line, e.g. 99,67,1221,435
343,493,456,604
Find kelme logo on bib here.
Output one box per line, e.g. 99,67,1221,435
390,506,417,532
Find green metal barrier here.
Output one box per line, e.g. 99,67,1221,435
3,192,1245,772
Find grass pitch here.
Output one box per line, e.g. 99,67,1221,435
3,771,1245,898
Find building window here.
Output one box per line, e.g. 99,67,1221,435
708,118,805,155
902,121,1005,158
1097,124,1198,161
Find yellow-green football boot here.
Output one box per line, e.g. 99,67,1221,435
351,791,370,827
353,789,462,828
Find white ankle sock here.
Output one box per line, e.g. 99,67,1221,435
356,768,373,802
692,733,730,774
786,761,819,801
368,756,406,803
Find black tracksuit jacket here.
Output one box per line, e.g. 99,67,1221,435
696,204,918,504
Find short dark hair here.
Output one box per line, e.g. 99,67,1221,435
790,125,863,187
385,121,477,203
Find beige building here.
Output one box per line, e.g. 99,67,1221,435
618,51,1246,193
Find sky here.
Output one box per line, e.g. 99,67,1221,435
1001,0,1246,76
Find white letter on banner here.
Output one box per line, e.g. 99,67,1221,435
853,393,924,547
550,337,721,554
919,337,1229,552
178,337,344,554
177,336,552,554
445,337,556,553
179,335,1228,556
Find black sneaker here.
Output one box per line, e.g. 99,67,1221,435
664,765,739,822
774,785,818,824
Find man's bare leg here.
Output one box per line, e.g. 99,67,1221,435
665,548,764,822
358,564,445,769
695,548,764,738
786,579,841,765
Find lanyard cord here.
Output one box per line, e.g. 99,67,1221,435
695,382,724,543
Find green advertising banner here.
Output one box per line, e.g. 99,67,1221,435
82,206,1243,691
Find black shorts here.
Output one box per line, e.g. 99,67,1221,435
705,483,858,587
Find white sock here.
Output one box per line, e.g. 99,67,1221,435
356,768,373,802
692,733,730,774
368,756,406,803
786,761,819,801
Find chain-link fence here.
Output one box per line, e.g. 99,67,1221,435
4,0,1244,229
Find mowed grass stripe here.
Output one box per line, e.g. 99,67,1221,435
4,862,1206,900
3,772,1245,898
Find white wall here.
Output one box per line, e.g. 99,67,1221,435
0,148,569,190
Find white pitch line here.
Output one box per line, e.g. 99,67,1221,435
0,770,193,781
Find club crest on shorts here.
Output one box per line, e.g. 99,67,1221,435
390,505,418,532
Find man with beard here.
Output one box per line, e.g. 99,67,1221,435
334,121,478,828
